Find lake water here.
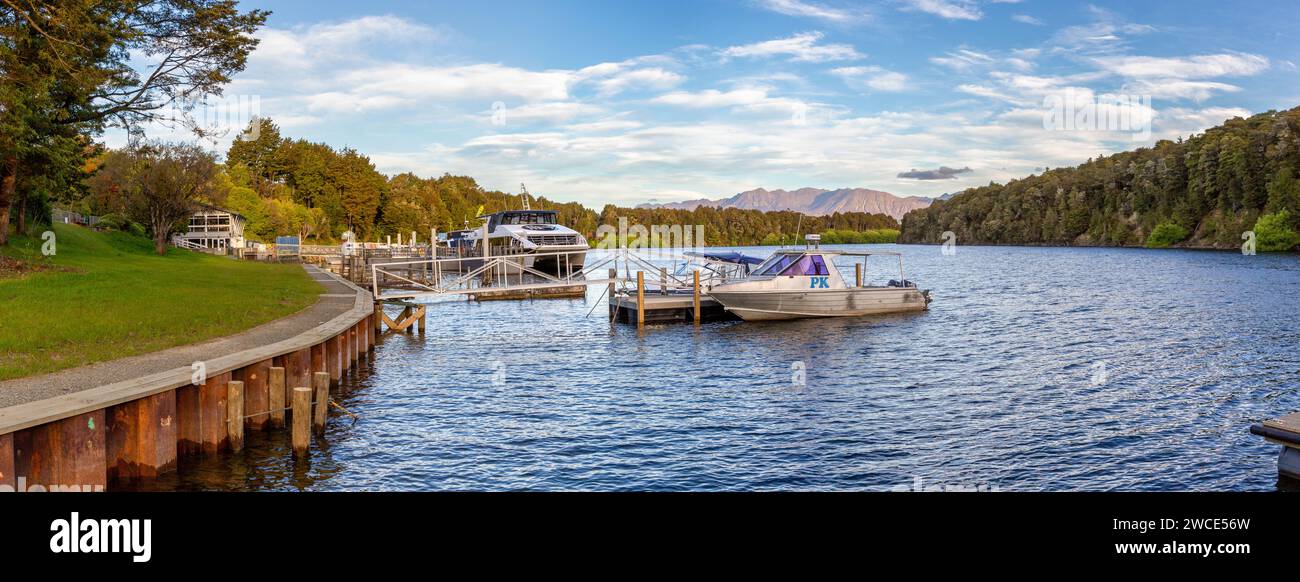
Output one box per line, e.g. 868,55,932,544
125,245,1300,491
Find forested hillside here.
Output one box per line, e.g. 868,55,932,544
899,107,1300,251
75,118,899,246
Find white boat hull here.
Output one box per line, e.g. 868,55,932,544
708,287,928,321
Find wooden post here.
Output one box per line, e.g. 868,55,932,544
418,307,427,334
312,372,329,435
608,268,616,301
269,366,286,429
855,263,863,287
0,432,13,490
288,348,312,396
106,390,177,483
199,372,231,455
68,411,107,490
373,303,383,335
352,322,361,360
176,384,201,458
238,360,271,431
226,380,244,452
291,387,311,458
16,412,112,491
341,330,352,374
311,342,326,374
636,270,645,327
660,267,668,295
693,270,701,324
326,336,341,388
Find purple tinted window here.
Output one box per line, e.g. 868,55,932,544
757,254,796,275
779,255,830,276
811,255,829,276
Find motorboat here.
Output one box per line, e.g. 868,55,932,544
707,235,931,321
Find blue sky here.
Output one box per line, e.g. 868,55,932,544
118,0,1300,206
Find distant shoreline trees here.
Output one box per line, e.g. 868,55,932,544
900,107,1300,252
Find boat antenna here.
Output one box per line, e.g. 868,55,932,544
793,212,804,248
521,183,531,210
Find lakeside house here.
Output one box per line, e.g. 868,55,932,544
173,204,247,253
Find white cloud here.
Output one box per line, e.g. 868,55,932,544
754,0,870,23
901,0,982,21
652,89,770,108
1049,7,1154,54
1123,79,1242,102
832,66,911,92
930,49,996,71
487,102,605,125
339,63,575,103
1093,53,1269,79
577,56,686,96
720,32,864,63
1011,14,1043,26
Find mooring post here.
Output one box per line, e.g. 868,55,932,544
291,387,311,458
226,380,244,452
373,303,383,335
856,263,863,287
636,270,645,327
659,267,668,295
312,372,329,435
418,306,427,334
693,270,702,324
269,367,286,429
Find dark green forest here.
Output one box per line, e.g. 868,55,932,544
900,106,1300,251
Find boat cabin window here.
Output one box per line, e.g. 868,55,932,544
778,254,830,276
755,254,797,276
497,212,558,225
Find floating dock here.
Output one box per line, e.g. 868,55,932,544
1251,412,1300,481
608,292,737,324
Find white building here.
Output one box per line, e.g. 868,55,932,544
174,204,247,253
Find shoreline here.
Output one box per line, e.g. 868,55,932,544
0,265,377,489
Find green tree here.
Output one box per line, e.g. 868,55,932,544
0,0,267,245
1254,210,1300,252
226,118,284,196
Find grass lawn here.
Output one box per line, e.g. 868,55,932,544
0,224,322,381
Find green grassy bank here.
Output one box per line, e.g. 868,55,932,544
0,224,321,381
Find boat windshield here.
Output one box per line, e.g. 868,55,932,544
498,212,557,225
755,253,798,276
778,254,829,276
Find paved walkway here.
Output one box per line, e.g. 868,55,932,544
0,265,360,409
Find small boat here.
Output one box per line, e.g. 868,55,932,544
707,235,931,321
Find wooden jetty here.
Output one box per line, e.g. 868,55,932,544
1250,412,1300,481
608,293,735,324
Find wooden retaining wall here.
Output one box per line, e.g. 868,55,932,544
0,274,379,492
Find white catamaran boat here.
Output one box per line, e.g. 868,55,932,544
438,186,588,275
707,235,931,321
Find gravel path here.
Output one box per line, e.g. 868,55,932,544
0,265,361,408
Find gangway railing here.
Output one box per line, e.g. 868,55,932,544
368,248,740,302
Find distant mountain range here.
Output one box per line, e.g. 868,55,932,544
637,187,944,220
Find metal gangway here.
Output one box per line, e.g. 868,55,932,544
368,248,744,302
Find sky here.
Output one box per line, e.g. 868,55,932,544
113,0,1300,207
